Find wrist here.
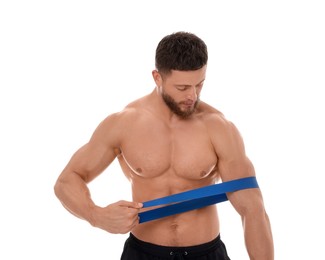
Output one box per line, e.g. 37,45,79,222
87,203,100,227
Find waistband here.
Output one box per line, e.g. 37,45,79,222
128,233,223,258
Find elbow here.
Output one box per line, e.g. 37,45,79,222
53,179,61,199
53,169,75,199
242,207,268,222
238,199,267,219
240,205,270,232
53,176,65,200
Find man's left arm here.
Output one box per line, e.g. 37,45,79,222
210,116,274,259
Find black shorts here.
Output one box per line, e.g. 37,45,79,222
121,233,231,259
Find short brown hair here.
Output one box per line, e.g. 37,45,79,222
155,31,208,75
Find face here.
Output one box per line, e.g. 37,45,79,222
161,89,199,119
153,66,206,119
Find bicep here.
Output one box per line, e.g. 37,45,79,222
62,114,122,183
212,119,263,214
64,141,116,183
214,120,255,181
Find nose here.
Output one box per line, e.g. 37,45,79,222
186,86,197,101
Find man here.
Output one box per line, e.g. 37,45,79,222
54,31,274,259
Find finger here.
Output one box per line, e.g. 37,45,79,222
129,215,140,230
125,207,142,218
119,200,143,209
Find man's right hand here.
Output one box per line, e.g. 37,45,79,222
90,200,143,234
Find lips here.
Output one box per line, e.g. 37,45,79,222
182,101,194,106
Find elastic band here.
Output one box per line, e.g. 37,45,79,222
139,176,258,223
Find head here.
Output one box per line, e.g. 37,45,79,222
153,32,208,119
155,31,208,75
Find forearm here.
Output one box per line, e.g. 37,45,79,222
243,211,274,260
54,171,97,225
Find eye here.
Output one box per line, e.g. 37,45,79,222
175,86,188,91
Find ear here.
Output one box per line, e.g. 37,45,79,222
152,70,162,87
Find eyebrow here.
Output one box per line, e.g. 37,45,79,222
174,79,206,87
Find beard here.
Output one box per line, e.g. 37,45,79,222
162,91,199,119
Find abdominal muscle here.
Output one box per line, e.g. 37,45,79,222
133,203,220,246
117,153,221,246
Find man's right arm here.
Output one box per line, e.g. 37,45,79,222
54,112,142,233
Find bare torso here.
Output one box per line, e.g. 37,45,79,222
115,94,222,246
54,78,273,257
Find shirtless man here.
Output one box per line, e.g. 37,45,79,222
54,32,274,259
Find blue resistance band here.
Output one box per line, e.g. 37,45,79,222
139,176,259,223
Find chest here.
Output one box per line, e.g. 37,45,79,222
120,121,218,180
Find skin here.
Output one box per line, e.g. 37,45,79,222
54,66,274,259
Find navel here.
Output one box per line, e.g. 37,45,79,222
170,222,179,231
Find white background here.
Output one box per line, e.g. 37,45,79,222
1,0,324,259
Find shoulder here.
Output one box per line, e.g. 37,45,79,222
198,102,237,133
197,102,244,150
95,95,150,135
